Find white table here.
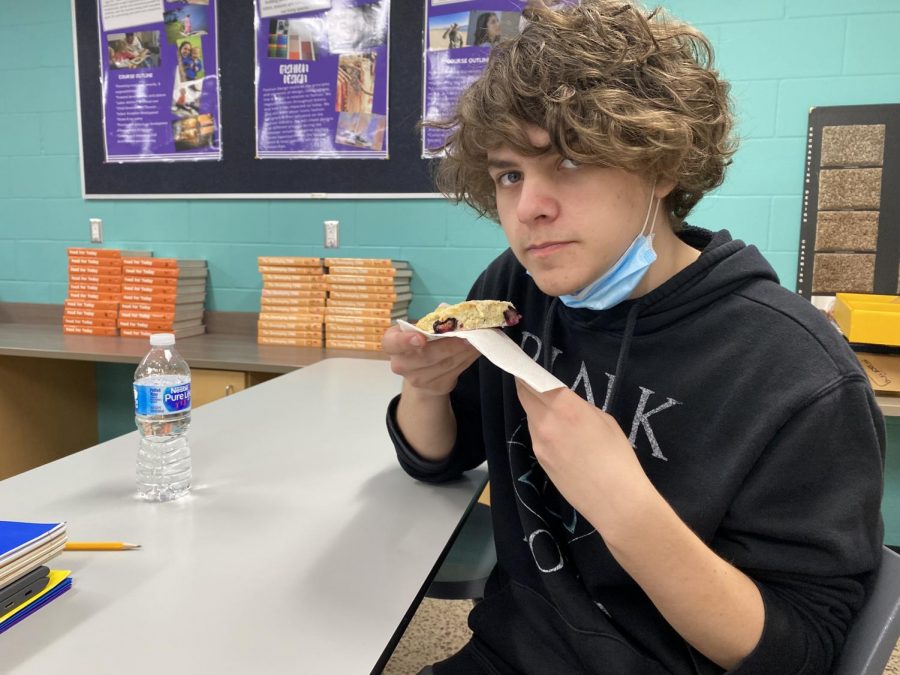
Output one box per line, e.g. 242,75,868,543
0,358,486,674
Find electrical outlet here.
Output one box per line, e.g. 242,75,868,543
89,218,103,243
324,220,339,248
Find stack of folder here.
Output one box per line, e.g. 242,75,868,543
0,521,72,634
63,248,149,336
257,257,326,347
119,258,208,339
324,258,412,351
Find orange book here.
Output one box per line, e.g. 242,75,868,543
120,326,205,339
326,298,408,310
325,275,408,286
257,335,324,347
257,256,322,267
326,266,411,278
64,299,120,311
122,275,203,288
325,306,405,318
68,282,122,294
68,257,124,268
121,283,181,295
122,257,204,268
261,288,327,298
67,291,121,302
68,264,122,276
122,267,183,278
122,257,177,268
262,282,327,292
258,311,323,322
325,325,388,340
68,271,123,281
119,310,178,321
259,265,325,281
63,324,118,336
63,307,118,320
324,258,408,269
323,314,395,327
118,319,178,331
258,305,324,316
122,292,179,303
258,320,323,331
324,285,410,297
257,327,323,338
327,290,412,303
325,338,382,351
120,301,202,313
63,315,118,328
260,296,326,307
67,248,123,259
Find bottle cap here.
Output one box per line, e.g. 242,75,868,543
149,333,175,347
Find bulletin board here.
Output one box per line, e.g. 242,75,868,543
72,0,440,198
797,103,900,301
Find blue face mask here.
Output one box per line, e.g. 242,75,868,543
559,185,660,311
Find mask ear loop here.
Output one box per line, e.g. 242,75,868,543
640,178,661,240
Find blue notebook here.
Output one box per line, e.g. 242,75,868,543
0,522,65,566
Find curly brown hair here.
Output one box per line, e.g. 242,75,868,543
427,0,736,223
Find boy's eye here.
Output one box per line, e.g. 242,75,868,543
560,158,581,169
497,171,522,187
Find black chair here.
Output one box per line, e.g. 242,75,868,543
832,546,900,675
426,502,496,601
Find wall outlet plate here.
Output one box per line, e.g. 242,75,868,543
324,220,339,248
89,218,103,243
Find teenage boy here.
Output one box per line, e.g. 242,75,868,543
383,2,885,673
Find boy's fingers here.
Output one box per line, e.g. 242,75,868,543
515,377,551,410
382,327,427,353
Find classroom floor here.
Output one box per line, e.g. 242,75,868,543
383,598,900,675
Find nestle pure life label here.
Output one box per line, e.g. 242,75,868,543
134,378,192,416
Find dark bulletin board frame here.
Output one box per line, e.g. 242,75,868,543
797,104,900,298
72,0,441,198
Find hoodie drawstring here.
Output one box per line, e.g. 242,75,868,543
540,297,643,418
541,297,559,372
606,301,642,416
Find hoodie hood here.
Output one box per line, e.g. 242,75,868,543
559,226,779,334
542,226,780,414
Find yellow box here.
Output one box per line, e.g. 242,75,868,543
833,293,900,346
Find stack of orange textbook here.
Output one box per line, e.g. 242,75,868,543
324,258,412,351
257,257,326,346
119,258,208,338
63,247,148,336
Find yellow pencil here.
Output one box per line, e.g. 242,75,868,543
64,542,141,551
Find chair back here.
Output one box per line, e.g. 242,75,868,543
831,546,900,675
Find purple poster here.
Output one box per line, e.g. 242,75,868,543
98,0,222,162
255,0,390,159
423,1,577,157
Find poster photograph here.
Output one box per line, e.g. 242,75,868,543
255,0,390,159
422,0,576,156
98,0,222,162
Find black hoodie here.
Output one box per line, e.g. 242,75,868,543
388,228,885,674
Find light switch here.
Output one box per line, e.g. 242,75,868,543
324,220,339,248
89,218,103,243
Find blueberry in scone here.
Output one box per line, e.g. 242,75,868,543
415,300,521,334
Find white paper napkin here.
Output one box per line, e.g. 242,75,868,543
397,320,566,393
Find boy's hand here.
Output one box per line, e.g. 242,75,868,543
382,325,480,397
515,378,654,537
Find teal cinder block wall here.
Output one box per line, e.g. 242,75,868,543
1,1,899,539
2,1,900,311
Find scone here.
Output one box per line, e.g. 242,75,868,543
416,300,521,334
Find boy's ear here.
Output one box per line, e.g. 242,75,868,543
654,179,677,200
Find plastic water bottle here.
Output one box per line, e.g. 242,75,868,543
134,333,192,501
